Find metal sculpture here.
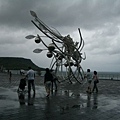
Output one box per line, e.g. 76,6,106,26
26,11,86,84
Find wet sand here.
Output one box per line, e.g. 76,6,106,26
0,72,120,120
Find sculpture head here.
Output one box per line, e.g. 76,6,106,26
48,43,55,52
47,51,53,58
35,36,41,43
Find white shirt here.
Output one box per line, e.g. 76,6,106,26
87,72,92,81
26,69,35,80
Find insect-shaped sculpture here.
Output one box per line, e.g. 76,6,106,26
26,11,86,84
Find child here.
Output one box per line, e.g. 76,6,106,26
17,78,26,92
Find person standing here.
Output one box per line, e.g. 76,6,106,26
26,67,35,96
92,71,99,93
44,68,53,97
9,71,12,83
86,69,92,93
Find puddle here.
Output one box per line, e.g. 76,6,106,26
98,96,120,111
0,85,120,116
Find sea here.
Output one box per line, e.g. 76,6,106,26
41,71,120,81
97,71,120,80
4,70,120,81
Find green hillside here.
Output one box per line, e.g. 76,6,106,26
0,57,45,71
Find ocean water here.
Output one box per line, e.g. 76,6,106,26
98,71,120,80
3,70,120,80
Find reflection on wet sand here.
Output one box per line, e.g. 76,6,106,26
28,93,35,106
18,92,25,105
92,93,98,109
86,93,98,109
18,92,35,106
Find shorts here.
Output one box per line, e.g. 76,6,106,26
45,81,51,90
88,80,92,84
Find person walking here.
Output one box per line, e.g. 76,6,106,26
26,67,35,96
86,69,92,93
50,69,59,92
92,71,99,93
44,68,53,97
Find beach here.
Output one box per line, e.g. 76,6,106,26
0,72,120,120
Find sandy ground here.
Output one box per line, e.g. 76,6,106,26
0,72,120,120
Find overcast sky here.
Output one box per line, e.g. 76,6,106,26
0,0,120,72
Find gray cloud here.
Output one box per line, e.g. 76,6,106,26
0,0,120,72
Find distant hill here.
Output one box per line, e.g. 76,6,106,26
0,57,45,71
